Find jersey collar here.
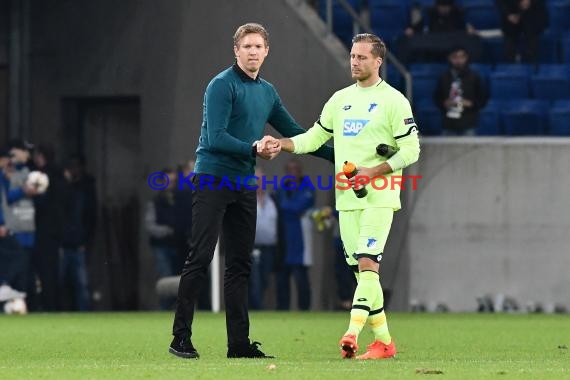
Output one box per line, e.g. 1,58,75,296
233,63,261,83
356,78,383,88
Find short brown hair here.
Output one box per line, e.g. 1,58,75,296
352,33,386,59
233,23,269,47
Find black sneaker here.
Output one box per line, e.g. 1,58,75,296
227,341,274,358
169,336,199,359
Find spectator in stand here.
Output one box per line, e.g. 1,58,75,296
399,0,479,63
404,0,476,37
434,46,488,136
427,0,474,34
403,2,425,38
496,0,548,63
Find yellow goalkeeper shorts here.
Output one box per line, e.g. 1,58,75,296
339,207,394,266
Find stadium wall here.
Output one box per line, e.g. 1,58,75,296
406,138,570,312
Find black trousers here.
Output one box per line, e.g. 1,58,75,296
172,175,256,346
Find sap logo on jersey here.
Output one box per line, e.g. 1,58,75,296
343,119,369,136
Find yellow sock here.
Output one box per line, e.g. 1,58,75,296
367,277,391,344
346,271,379,338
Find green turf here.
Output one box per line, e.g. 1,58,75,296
0,312,568,379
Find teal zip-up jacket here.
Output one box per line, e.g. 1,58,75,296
194,64,334,183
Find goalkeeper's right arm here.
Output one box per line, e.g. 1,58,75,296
279,138,295,153
282,120,332,154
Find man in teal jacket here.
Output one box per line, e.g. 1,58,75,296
169,22,333,360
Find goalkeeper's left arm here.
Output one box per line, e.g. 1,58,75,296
385,129,420,172
362,130,420,178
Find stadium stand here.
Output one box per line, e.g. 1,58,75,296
502,99,549,135
530,64,570,100
547,0,570,33
368,0,409,44
489,71,530,99
313,0,570,136
415,99,442,135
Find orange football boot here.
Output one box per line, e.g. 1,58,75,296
356,340,396,360
339,334,359,359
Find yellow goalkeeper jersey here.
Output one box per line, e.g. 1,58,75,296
291,79,420,211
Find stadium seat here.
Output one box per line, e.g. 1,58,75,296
493,63,535,75
463,3,501,30
531,64,570,100
318,0,362,47
385,64,404,93
409,63,447,74
531,77,570,100
548,100,570,135
372,28,404,45
490,72,530,99
481,37,504,64
369,1,409,43
477,99,502,135
547,0,570,33
470,63,492,89
501,99,549,135
538,31,560,64
414,100,442,136
562,32,570,63
536,63,570,76
457,0,495,6
410,70,440,105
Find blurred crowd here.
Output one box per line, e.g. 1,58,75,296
312,0,570,136
1,144,355,313
397,0,548,64
0,140,96,313
148,158,356,312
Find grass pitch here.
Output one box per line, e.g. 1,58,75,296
0,312,568,379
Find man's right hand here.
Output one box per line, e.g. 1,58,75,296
256,135,281,160
0,225,8,238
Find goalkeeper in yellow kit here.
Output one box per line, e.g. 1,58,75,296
258,33,420,359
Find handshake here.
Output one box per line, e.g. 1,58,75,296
253,135,282,160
